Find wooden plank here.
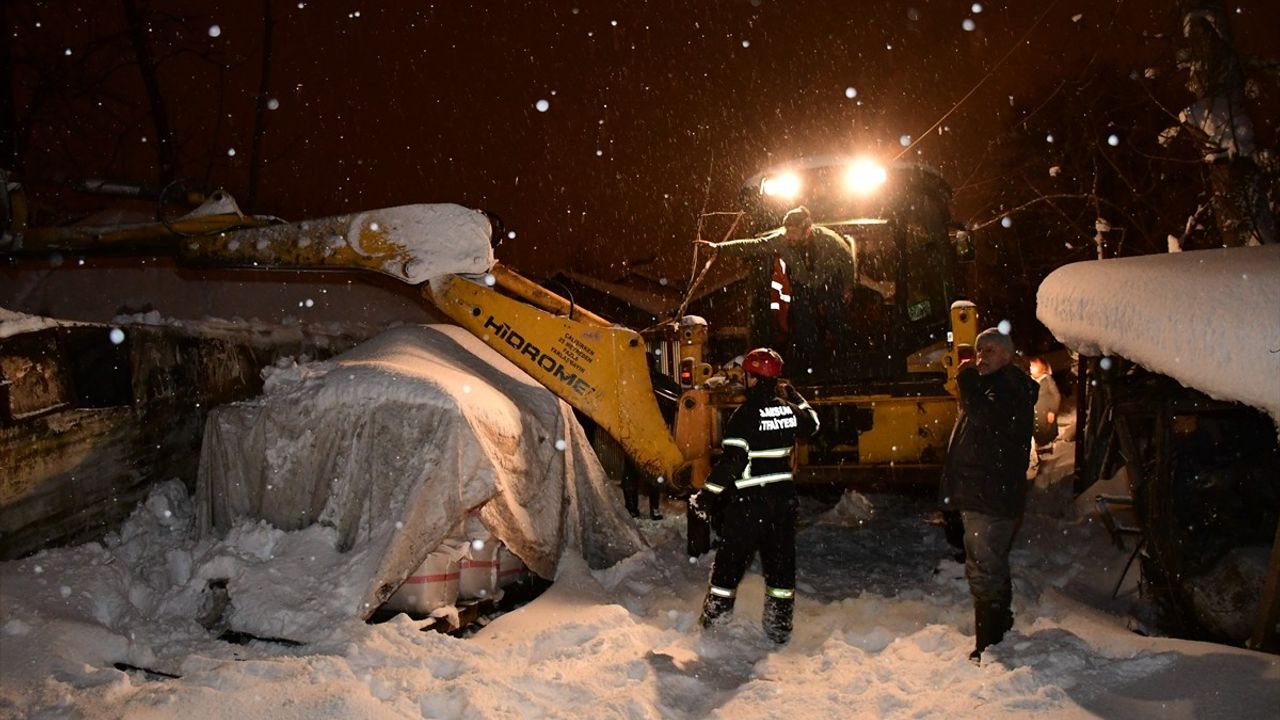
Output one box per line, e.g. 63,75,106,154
1250,520,1280,653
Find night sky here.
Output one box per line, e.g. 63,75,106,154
7,1,1279,282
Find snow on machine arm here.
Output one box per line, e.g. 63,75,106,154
175,203,692,485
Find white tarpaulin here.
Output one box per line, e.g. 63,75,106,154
195,324,644,641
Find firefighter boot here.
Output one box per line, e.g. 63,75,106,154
763,595,794,645
699,590,736,628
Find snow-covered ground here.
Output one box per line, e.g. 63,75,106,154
3,439,1277,719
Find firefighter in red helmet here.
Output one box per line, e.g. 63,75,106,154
690,347,819,644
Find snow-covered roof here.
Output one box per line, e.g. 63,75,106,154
1037,245,1280,422
0,307,84,338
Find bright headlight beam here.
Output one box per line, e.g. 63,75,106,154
845,159,887,195
761,172,801,199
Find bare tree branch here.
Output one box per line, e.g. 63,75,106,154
121,0,177,185
247,0,276,209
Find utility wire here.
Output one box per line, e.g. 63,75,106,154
893,0,1061,162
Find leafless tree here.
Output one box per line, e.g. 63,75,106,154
247,0,276,209
1170,0,1276,246
121,0,176,186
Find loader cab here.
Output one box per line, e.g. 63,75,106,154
737,157,961,386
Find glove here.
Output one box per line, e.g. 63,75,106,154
780,381,804,405
689,490,721,522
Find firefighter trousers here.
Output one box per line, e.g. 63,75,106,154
702,485,798,640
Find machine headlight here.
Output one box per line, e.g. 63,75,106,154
844,158,887,195
760,172,801,200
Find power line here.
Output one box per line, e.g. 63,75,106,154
894,0,1061,162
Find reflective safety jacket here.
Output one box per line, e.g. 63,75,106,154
703,384,821,496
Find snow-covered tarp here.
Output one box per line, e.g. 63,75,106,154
195,324,644,641
1037,245,1280,423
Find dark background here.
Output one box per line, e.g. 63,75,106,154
5,1,1279,348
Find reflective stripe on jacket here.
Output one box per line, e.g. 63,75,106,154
704,385,820,494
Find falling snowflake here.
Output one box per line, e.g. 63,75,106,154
484,273,496,286
109,328,125,345
1107,134,1120,146
971,3,984,12
554,439,567,451
267,98,280,110
899,134,912,147
844,87,858,99
1100,357,1113,371
208,25,222,38
962,18,976,31
1001,216,1013,228
997,319,1012,335
535,99,550,112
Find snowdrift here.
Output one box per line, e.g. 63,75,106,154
1037,244,1280,423
195,324,644,641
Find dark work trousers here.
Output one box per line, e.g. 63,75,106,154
709,485,798,598
786,291,821,376
961,511,1017,604
622,472,661,517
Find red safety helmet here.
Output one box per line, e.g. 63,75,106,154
742,347,784,378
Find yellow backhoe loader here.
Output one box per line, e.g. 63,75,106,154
3,160,979,552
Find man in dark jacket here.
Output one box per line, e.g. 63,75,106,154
940,327,1038,662
690,347,820,644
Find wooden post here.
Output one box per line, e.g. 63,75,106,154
1074,354,1089,490
1250,520,1280,652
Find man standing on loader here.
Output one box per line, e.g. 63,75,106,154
697,206,854,378
941,327,1038,663
690,347,820,644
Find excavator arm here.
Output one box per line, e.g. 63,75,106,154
427,269,686,481
169,202,689,483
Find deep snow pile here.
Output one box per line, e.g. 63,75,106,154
2,447,1278,719
1037,244,1280,423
